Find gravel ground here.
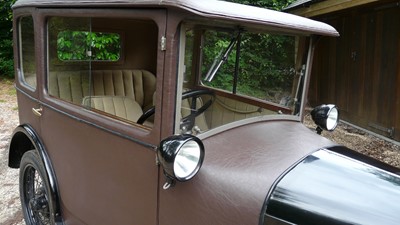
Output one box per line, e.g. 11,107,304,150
304,113,400,168
0,79,24,225
0,78,399,224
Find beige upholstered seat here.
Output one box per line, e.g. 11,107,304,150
91,70,156,110
82,96,143,122
48,69,156,124
48,70,91,104
48,69,156,110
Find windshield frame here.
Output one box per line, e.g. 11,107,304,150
174,23,316,136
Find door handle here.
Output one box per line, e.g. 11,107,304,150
32,107,43,117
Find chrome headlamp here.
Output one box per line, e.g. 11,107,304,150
311,104,339,134
158,134,205,189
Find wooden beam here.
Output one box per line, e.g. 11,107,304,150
289,0,379,17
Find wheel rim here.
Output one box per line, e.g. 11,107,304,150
23,166,51,225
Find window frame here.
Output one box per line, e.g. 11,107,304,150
40,8,167,146
196,29,300,113
174,23,313,135
18,15,37,91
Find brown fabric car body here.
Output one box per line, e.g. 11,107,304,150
11,1,400,225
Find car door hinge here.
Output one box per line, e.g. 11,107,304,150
161,36,167,51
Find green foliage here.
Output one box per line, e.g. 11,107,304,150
200,0,297,101
0,57,14,78
0,0,294,79
239,33,295,89
0,0,16,78
57,31,87,60
201,30,295,101
57,31,120,61
202,32,236,91
227,0,295,10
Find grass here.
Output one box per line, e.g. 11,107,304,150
0,77,15,95
8,88,16,95
0,77,18,110
4,79,13,85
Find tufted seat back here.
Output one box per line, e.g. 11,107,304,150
48,69,156,110
82,96,143,122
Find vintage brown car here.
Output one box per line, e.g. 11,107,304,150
8,0,400,224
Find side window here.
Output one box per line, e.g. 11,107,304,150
47,17,158,127
19,16,36,89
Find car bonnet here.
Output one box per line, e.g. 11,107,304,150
158,120,337,225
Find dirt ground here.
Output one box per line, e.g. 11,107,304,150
0,79,24,225
0,78,399,224
303,113,400,168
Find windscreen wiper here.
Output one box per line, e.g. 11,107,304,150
204,33,239,82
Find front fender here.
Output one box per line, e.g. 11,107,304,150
264,146,400,225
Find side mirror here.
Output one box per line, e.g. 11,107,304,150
311,104,339,134
158,134,205,189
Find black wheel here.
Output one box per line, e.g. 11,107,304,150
20,150,55,225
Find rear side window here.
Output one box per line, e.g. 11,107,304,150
19,16,36,89
47,16,158,127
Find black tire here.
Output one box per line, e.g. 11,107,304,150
20,150,55,225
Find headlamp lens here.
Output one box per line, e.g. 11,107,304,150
326,107,339,130
174,140,202,180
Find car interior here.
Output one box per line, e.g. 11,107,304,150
17,15,303,133
45,17,159,126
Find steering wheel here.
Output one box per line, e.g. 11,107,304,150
137,89,215,129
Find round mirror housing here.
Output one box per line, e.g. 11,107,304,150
311,104,339,133
158,134,205,183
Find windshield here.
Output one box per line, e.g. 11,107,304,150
176,25,310,135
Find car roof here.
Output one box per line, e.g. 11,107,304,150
13,0,339,37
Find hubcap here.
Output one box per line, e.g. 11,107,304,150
24,167,51,225
29,189,49,213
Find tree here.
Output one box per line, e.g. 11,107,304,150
0,0,294,78
227,0,295,11
201,0,298,100
0,0,16,78
57,31,120,61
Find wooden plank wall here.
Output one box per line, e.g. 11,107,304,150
309,2,400,141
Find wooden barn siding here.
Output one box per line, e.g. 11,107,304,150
309,5,400,141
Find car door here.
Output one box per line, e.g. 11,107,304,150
36,8,166,225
